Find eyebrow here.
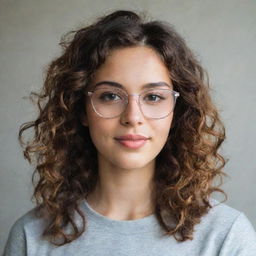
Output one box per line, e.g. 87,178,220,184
90,81,172,90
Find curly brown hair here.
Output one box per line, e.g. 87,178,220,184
18,10,228,246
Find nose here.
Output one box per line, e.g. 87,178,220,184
120,94,144,126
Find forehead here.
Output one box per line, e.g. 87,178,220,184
89,46,172,91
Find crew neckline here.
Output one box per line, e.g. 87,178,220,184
81,199,160,234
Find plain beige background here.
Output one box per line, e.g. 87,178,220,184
0,0,255,253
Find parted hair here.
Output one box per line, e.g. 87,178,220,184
18,9,227,246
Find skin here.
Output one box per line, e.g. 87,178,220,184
81,46,174,220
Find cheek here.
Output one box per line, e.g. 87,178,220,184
87,121,107,155
88,118,106,140
86,115,114,147
156,114,173,133
153,115,173,144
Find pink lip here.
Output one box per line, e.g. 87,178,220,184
115,134,149,140
114,134,149,149
115,139,147,149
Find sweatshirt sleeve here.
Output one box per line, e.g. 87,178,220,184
2,218,27,256
219,212,256,256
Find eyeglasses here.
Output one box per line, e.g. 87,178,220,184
85,86,180,119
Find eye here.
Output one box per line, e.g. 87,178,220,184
144,93,165,102
99,92,122,102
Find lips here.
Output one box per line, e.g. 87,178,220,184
115,134,149,140
114,134,149,149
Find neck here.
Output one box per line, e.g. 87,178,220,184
86,154,156,220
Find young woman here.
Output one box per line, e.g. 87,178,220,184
3,10,256,256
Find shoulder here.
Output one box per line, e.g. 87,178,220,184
3,207,47,255
8,206,46,235
204,198,255,232
200,198,256,255
194,198,243,236
206,198,242,223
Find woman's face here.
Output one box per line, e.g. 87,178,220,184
82,46,174,171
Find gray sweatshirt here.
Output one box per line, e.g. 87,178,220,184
3,198,256,256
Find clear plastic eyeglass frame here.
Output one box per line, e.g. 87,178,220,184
85,88,180,119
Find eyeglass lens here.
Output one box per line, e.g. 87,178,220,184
90,87,178,119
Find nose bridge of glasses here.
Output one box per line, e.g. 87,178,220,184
123,93,140,110
121,93,144,119
129,93,140,101
122,93,140,104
